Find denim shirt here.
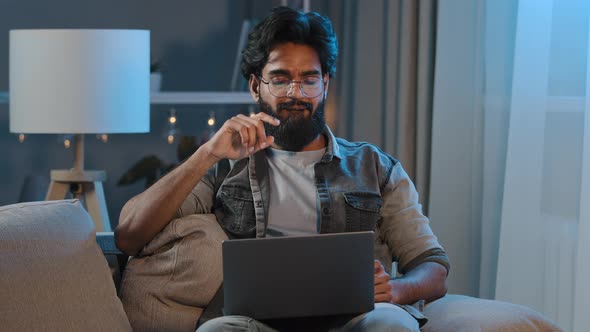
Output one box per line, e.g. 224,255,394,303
177,126,449,276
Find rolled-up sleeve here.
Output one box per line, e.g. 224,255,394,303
378,162,450,274
175,167,217,218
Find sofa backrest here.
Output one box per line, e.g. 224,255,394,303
0,199,132,331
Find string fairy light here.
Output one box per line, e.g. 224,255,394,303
168,108,177,124
58,134,73,149
207,111,216,128
163,108,179,144
96,134,108,143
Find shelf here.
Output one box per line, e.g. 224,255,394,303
0,91,255,105
151,91,254,104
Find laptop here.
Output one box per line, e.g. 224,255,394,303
222,231,375,320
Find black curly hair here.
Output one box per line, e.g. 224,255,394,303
240,6,338,79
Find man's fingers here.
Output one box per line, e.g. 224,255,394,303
255,121,268,149
239,126,251,149
374,273,390,285
237,114,272,150
222,113,279,157
374,261,388,284
374,281,393,294
266,135,275,145
239,114,268,148
249,136,275,155
251,112,280,126
226,116,248,144
375,280,393,303
230,116,257,150
374,260,384,273
374,276,393,303
374,293,392,303
246,123,257,148
260,136,275,150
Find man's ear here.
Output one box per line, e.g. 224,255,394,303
323,74,330,98
249,74,260,102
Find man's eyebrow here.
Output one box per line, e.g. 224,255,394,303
267,69,322,77
300,70,321,76
267,69,291,76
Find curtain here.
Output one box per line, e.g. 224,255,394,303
495,0,590,330
574,64,590,331
320,0,438,211
429,0,488,296
431,5,589,330
478,0,517,301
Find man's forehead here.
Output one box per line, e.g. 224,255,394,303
263,43,322,75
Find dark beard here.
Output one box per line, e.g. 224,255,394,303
258,96,326,151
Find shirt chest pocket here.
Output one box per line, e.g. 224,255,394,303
219,186,256,236
343,192,383,232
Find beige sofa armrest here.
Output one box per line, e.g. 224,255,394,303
422,294,562,332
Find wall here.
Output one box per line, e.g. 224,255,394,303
0,0,253,227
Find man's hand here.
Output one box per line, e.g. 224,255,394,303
373,260,448,305
203,112,280,161
374,260,395,303
115,112,279,255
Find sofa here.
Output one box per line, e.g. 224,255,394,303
0,199,562,331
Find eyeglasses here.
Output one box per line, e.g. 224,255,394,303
259,75,325,98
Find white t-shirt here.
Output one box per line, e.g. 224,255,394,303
265,147,326,237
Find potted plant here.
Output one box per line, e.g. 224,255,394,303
118,133,210,188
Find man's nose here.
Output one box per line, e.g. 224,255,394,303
286,82,305,98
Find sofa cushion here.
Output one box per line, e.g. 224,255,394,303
119,213,227,332
0,200,131,331
422,294,562,332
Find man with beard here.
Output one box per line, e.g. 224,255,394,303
116,6,449,332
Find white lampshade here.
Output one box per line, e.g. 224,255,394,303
9,29,150,134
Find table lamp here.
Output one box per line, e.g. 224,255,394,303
9,29,150,231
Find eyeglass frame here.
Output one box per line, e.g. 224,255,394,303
257,75,327,98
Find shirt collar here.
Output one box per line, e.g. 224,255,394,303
320,125,342,163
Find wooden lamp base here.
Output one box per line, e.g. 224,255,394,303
44,134,111,232
46,169,111,231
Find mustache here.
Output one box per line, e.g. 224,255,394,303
277,100,313,112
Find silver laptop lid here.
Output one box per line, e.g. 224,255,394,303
222,231,375,320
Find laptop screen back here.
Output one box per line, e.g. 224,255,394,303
222,231,375,320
